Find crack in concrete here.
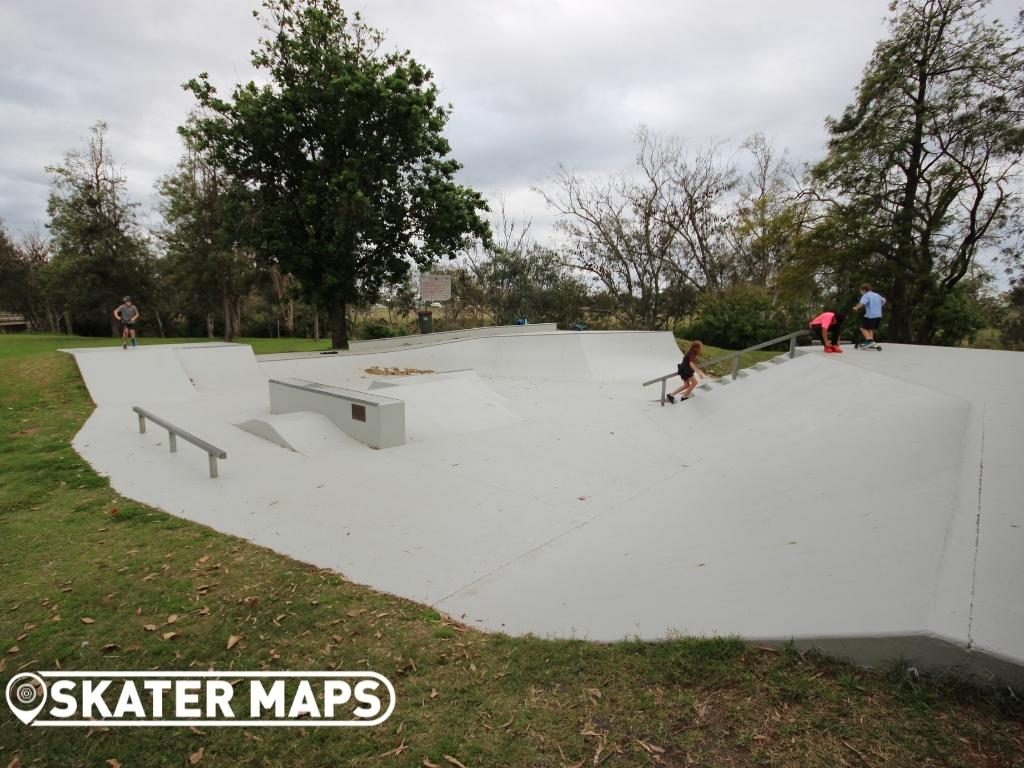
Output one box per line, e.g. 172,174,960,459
431,461,695,607
966,402,986,650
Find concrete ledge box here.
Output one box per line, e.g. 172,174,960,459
268,378,405,449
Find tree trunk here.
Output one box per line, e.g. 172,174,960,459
886,275,912,343
206,313,215,338
222,293,235,342
63,310,73,335
313,303,320,341
154,308,166,338
329,297,349,349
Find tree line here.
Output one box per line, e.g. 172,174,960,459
1,0,1023,349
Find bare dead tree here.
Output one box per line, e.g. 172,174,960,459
537,131,668,329
727,133,811,291
656,135,738,293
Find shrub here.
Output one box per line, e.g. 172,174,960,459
360,320,398,339
681,285,788,350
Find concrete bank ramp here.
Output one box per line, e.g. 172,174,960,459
65,346,198,406
236,412,363,455
370,370,522,440
64,343,265,405
176,343,265,393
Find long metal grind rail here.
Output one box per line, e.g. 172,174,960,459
643,330,809,406
133,406,227,478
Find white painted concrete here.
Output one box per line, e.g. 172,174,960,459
269,378,406,449
235,412,362,454
63,333,1024,685
346,322,558,353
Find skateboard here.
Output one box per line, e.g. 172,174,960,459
857,343,882,351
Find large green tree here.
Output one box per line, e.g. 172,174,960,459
45,122,153,336
812,0,1024,343
156,128,258,341
0,228,63,332
183,0,490,348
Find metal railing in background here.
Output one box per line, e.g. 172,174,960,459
133,406,227,478
642,330,810,406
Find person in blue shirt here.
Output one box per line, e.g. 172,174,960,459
852,283,886,349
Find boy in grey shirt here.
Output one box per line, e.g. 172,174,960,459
113,296,140,349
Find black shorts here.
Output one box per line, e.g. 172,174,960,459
860,317,881,331
679,366,694,381
812,323,840,344
121,321,136,332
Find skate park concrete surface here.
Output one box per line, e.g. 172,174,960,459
63,330,1024,685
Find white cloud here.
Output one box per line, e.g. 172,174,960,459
1,0,1018,252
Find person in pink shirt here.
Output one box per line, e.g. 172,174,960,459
809,311,845,353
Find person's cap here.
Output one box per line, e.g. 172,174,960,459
122,296,132,301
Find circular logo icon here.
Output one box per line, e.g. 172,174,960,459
5,672,48,725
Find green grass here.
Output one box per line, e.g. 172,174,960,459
1,333,1022,767
0,333,334,360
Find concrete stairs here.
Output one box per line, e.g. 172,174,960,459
697,353,793,392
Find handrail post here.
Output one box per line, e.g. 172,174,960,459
208,454,219,479
789,335,797,358
138,413,146,434
731,357,740,380
660,379,666,406
168,431,177,453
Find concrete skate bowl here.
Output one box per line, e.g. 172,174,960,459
368,370,522,441
260,330,684,386
64,334,1024,686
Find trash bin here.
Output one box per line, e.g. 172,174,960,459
417,310,433,334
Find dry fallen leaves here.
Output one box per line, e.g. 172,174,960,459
161,631,178,641
81,617,95,624
166,614,179,624
374,741,407,758
226,635,241,650
188,746,205,765
635,740,665,755
7,756,23,768
443,757,468,768
143,624,158,632
105,760,122,768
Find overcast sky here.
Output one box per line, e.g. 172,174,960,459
1,0,1019,247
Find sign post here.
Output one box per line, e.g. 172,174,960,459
419,274,452,333
419,274,452,303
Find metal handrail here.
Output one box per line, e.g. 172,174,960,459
643,330,809,406
133,406,227,478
